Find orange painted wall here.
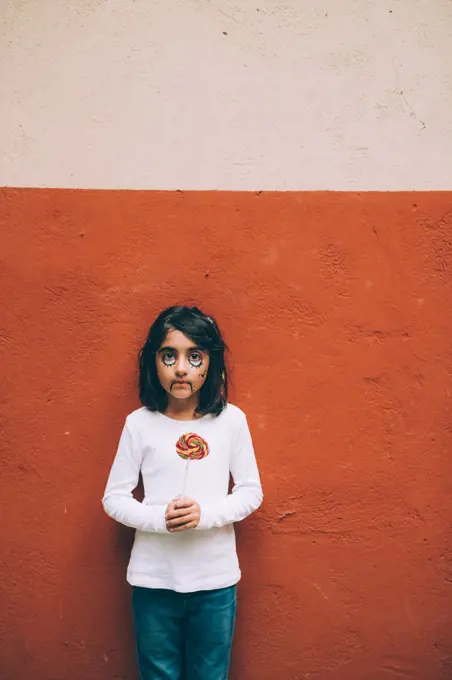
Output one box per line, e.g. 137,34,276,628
1,188,452,680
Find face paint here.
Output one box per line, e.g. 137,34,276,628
161,350,176,367
188,351,203,369
156,329,210,402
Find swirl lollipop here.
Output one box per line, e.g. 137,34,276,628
176,433,209,497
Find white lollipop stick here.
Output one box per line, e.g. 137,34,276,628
180,459,190,498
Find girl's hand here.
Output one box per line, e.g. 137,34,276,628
165,497,201,532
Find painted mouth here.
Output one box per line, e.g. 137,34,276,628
170,380,194,394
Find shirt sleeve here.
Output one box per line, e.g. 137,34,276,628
102,419,167,533
197,415,263,530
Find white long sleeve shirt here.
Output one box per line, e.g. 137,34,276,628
102,403,263,593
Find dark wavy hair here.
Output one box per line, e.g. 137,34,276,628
138,306,228,417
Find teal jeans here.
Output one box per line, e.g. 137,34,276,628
132,585,237,680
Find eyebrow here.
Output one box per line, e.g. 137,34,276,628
158,346,204,353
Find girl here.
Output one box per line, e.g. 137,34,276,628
102,305,263,680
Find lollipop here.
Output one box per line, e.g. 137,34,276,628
176,433,209,497
176,433,209,461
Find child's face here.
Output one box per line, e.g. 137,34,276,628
156,329,210,400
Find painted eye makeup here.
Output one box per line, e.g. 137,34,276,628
161,351,176,367
188,352,203,368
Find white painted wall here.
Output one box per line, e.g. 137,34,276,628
1,0,451,190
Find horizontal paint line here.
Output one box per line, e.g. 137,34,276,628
2,187,452,195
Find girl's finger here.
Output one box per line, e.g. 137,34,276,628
168,513,195,527
174,498,193,509
167,507,193,520
169,520,197,532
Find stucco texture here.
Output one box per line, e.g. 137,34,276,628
1,188,452,679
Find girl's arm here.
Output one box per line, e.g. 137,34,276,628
102,420,167,533
197,415,263,530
